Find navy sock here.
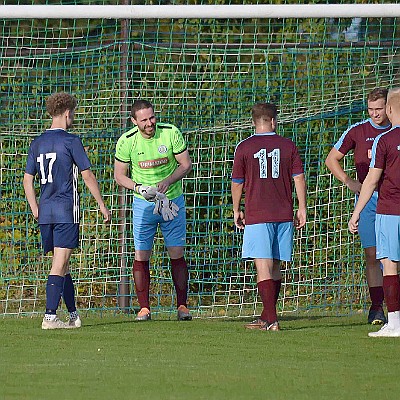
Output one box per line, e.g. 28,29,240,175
45,275,65,314
63,274,77,313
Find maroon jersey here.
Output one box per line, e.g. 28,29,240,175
370,126,400,215
334,119,391,183
232,132,304,224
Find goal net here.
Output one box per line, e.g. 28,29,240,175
1,1,399,318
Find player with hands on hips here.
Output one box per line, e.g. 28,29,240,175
231,102,307,332
349,88,400,337
114,99,192,321
326,88,391,325
23,92,111,330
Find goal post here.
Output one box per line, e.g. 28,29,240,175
1,2,399,318
2,4,400,19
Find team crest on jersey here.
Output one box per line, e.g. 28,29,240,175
158,145,168,154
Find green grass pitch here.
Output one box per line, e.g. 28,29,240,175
1,314,399,400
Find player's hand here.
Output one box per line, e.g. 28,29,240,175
153,192,179,221
100,204,111,223
234,210,245,230
294,209,306,230
348,213,359,234
135,184,158,201
345,178,362,195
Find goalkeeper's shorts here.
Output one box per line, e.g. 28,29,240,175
132,194,186,250
356,191,377,249
242,221,293,261
375,214,400,262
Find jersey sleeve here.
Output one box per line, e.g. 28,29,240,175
115,131,133,163
231,144,245,182
171,126,187,154
25,142,37,176
334,127,356,155
70,136,91,172
291,144,304,176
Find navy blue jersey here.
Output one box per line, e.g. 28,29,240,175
25,129,91,224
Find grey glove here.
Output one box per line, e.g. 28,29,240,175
153,192,179,221
135,184,157,202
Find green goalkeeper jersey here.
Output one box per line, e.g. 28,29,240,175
115,123,187,200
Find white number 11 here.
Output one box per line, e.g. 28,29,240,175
253,148,280,178
37,152,57,184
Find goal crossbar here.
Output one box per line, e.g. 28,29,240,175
1,4,400,20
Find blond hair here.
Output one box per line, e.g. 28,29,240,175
46,92,77,117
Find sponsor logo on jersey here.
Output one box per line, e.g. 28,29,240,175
158,145,168,154
138,157,169,169
366,137,376,141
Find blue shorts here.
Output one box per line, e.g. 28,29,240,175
355,191,377,249
242,222,294,261
133,194,186,251
39,223,79,254
375,214,400,262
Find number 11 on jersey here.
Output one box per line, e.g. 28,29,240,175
253,148,280,178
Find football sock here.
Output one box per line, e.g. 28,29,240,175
273,279,282,304
62,273,77,313
383,275,400,315
171,257,189,308
258,279,277,323
45,275,65,315
133,260,150,310
369,286,384,311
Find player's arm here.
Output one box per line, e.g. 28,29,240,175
348,167,382,233
81,169,111,223
293,173,307,229
325,147,361,194
114,160,137,191
23,172,39,220
231,180,245,229
157,149,192,193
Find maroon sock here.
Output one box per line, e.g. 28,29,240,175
369,286,384,311
274,279,282,305
258,279,277,323
383,275,400,312
170,257,189,308
133,260,150,309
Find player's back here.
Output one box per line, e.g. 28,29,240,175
232,133,303,224
26,128,91,224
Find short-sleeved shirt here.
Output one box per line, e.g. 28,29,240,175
25,128,91,224
334,118,391,183
231,132,304,224
370,126,400,215
115,123,187,199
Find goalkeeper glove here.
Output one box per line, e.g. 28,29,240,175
153,192,179,221
135,183,157,202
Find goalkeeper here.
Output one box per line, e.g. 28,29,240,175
114,99,193,321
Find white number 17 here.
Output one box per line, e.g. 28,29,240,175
37,152,57,184
253,148,280,179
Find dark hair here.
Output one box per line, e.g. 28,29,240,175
46,92,77,117
131,100,154,118
368,88,388,102
251,103,278,122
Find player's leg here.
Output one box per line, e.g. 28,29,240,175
369,214,400,337
162,195,191,320
50,223,82,328
40,224,72,329
242,222,289,330
364,246,385,324
132,197,158,321
358,192,385,324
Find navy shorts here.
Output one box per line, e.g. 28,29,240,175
39,223,79,254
